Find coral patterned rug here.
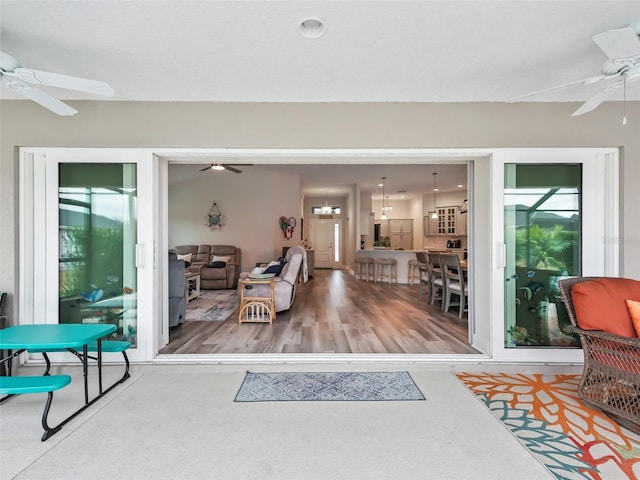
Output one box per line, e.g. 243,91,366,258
457,373,640,480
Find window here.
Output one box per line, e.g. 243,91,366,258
311,206,341,215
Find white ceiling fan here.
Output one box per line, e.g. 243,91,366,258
510,19,640,118
0,34,114,116
199,163,253,174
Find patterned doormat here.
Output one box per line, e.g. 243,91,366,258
186,290,238,321
457,372,640,480
234,371,425,402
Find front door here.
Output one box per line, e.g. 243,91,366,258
310,219,341,268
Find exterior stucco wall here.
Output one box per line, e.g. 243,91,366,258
1,100,639,321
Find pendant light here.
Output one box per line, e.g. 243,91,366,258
430,173,439,219
380,177,387,220
321,190,332,214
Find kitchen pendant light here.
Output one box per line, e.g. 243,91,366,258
430,173,439,219
380,177,387,220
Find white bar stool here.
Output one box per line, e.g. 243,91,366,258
374,258,397,284
354,257,374,281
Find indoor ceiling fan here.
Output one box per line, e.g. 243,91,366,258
0,37,114,116
199,163,253,174
510,19,640,119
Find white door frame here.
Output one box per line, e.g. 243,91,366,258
18,147,618,364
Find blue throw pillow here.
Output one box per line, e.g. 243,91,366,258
263,263,284,275
209,261,226,268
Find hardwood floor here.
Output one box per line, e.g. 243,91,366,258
159,269,479,355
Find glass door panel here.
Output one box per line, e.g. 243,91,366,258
58,163,138,346
504,164,581,349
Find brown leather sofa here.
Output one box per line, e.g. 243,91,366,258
173,245,241,289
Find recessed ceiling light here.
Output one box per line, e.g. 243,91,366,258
457,184,464,188
299,17,327,39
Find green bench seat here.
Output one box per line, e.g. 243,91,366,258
0,375,71,395
27,340,131,354
0,375,73,441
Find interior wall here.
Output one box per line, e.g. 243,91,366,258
168,166,301,271
2,100,639,323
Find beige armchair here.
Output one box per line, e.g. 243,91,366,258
238,246,305,312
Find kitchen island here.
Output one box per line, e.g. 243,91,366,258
354,249,419,284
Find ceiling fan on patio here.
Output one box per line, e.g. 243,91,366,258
199,164,252,174
509,19,640,120
0,34,114,116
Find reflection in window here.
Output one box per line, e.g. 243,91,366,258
58,164,138,346
504,165,581,349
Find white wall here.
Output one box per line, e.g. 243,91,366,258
168,166,301,271
2,100,639,323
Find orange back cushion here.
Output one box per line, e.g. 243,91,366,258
571,278,640,338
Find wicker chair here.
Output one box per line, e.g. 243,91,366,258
558,277,640,434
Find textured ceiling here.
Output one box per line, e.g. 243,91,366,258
1,0,639,103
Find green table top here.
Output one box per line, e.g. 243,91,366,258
0,324,116,349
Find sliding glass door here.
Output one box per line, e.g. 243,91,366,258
22,148,155,362
492,149,618,363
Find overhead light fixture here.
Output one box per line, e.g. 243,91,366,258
298,17,327,39
380,177,387,220
321,190,332,213
429,172,439,219
211,164,225,171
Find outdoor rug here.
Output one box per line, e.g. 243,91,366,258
234,371,425,402
185,290,238,322
457,372,640,480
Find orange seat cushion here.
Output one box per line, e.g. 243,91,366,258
571,278,640,338
626,299,640,337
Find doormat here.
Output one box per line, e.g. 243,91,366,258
457,372,640,480
234,371,425,402
186,290,238,322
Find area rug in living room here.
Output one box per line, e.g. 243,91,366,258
457,372,640,480
234,371,425,402
185,290,238,322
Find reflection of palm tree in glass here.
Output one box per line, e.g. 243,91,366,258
516,225,574,270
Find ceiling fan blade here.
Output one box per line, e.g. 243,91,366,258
12,67,114,96
571,81,622,117
592,27,640,60
508,74,614,102
224,165,242,174
5,79,77,116
199,165,213,171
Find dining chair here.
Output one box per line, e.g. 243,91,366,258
414,251,429,300
440,253,468,318
427,253,445,307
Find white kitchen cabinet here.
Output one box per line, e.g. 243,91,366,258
426,207,466,236
456,210,467,236
379,220,389,237
389,219,413,249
